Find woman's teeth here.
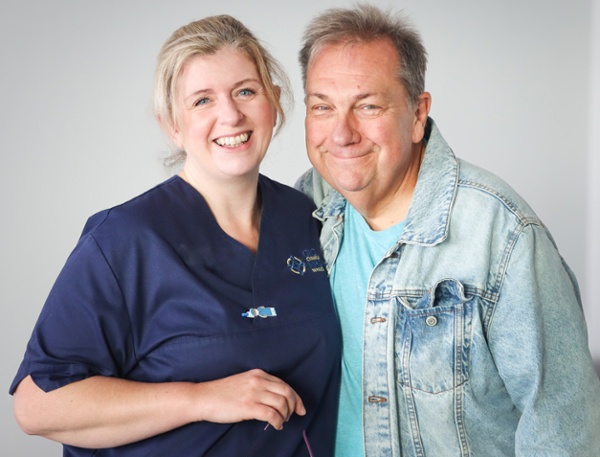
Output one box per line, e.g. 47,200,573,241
215,132,250,147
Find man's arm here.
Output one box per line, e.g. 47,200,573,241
489,223,600,454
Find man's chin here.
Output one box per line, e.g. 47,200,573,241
327,171,369,193
330,180,370,199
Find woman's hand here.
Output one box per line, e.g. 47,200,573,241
193,369,306,430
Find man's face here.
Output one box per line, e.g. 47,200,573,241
304,39,429,210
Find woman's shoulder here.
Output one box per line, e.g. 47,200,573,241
81,176,185,237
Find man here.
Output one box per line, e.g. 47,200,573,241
296,4,600,456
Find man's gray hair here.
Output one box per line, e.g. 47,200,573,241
299,3,428,105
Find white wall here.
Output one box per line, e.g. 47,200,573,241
587,0,600,370
1,0,596,454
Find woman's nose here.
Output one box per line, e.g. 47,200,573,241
219,97,244,125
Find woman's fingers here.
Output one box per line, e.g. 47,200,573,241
194,369,305,429
248,371,305,423
238,369,306,429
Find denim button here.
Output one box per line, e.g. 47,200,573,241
425,315,438,327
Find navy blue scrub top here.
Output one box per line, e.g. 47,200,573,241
11,175,342,457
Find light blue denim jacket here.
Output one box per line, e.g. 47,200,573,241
296,118,600,457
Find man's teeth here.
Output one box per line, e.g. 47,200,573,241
215,132,249,147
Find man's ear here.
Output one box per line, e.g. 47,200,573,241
412,92,432,143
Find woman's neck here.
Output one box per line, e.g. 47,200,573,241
179,167,262,253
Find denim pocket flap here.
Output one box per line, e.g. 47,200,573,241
396,279,473,394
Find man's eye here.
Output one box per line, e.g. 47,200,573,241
359,104,382,115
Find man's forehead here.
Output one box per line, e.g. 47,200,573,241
310,38,398,63
306,39,400,81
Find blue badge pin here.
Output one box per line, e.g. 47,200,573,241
242,306,277,318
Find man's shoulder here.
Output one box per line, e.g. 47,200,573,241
294,167,333,208
456,159,539,223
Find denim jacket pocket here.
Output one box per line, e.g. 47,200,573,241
396,278,473,394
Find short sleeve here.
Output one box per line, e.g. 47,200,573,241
10,233,134,394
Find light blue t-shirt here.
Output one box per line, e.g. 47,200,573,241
331,203,405,457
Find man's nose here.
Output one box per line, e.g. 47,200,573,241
330,113,360,146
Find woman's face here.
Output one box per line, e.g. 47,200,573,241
170,47,276,183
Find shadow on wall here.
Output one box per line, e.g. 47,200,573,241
595,359,600,379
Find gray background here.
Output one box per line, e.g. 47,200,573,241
2,0,598,454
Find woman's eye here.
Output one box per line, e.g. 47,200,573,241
238,88,255,97
194,97,210,107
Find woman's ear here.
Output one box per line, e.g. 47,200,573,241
158,114,183,150
273,85,282,126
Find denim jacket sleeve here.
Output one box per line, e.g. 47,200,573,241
489,221,600,456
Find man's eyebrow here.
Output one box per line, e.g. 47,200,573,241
305,92,329,101
305,92,376,102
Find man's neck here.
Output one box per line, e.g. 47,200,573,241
344,143,424,231
346,186,414,231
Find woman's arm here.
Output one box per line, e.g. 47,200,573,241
13,369,305,449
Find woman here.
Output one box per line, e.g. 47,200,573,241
11,15,341,456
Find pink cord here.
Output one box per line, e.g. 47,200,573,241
260,424,314,456
303,430,314,457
